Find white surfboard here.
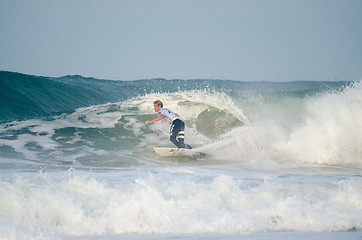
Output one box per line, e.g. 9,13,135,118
154,147,205,157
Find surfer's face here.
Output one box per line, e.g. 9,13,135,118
153,104,161,112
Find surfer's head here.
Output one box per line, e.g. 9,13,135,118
153,100,163,107
153,100,163,112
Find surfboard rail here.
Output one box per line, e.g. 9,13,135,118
153,147,205,157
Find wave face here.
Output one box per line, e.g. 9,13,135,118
1,71,359,167
0,71,362,239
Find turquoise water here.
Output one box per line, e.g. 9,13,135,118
0,71,361,239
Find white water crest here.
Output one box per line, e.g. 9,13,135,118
199,82,362,167
1,169,361,240
275,82,362,165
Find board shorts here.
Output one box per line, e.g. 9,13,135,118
170,119,191,149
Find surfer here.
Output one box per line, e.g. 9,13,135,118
145,100,192,149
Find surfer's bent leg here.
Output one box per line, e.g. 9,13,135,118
170,119,185,148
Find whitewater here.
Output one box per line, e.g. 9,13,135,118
0,71,361,240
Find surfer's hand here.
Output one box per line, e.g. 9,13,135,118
145,121,150,124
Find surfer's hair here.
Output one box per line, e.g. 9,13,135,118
154,100,163,108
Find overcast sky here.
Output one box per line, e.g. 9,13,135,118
0,0,361,81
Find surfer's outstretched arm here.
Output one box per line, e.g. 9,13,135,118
145,115,164,124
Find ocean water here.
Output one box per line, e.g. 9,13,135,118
0,71,361,240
